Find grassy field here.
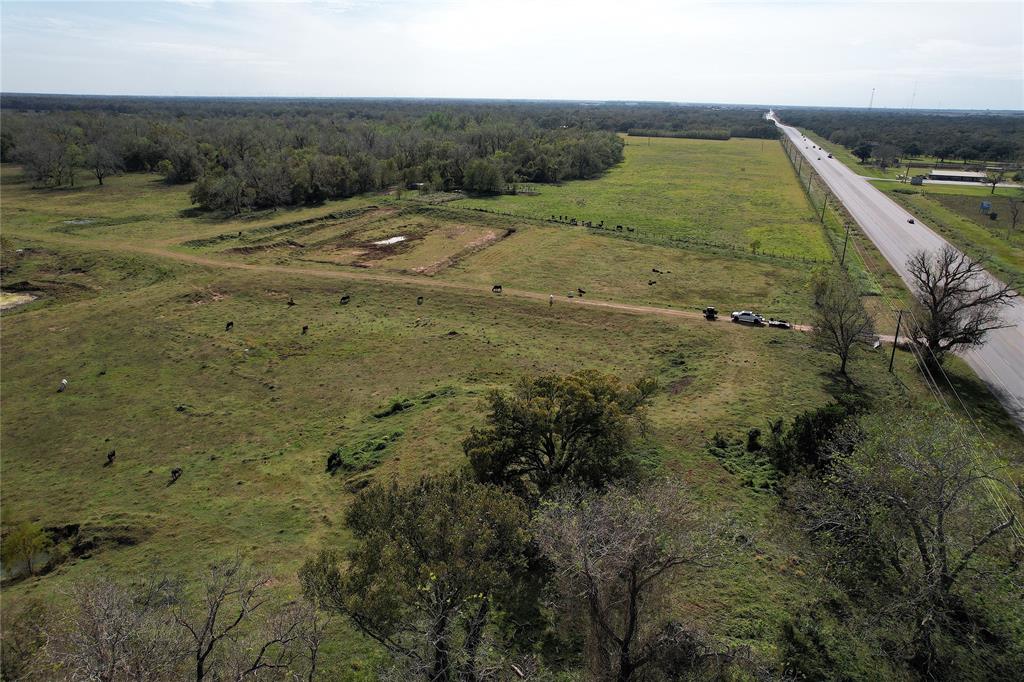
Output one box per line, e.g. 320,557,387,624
3,148,1020,676
870,178,1019,197
455,136,834,260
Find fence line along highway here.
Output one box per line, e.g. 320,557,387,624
768,111,1024,432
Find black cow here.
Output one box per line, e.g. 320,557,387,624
302,325,309,335
104,450,116,467
225,321,234,331
340,294,351,305
492,284,503,294
417,296,424,305
168,467,183,485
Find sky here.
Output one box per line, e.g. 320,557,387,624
1,0,1021,110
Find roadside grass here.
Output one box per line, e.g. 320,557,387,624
870,179,1016,198
453,136,833,260
930,193,1024,244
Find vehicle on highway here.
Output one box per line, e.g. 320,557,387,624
768,319,792,329
827,153,833,158
907,218,915,224
703,306,718,321
731,310,765,325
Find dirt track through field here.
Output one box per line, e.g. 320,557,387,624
25,232,818,334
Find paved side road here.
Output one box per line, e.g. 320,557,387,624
768,112,1024,430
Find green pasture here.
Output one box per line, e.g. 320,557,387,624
3,139,1021,675
454,136,833,260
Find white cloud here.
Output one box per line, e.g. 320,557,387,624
0,0,1020,108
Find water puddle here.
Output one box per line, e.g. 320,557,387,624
0,292,38,310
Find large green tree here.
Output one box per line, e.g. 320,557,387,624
300,475,529,681
793,412,1024,679
463,371,656,501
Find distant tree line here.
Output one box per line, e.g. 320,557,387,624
0,104,625,213
627,128,732,141
777,108,1024,164
0,97,781,214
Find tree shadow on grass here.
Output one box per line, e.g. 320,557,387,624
934,366,1023,444
819,368,870,405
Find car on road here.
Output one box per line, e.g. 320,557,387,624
907,218,915,224
827,153,833,158
768,319,792,329
731,310,765,325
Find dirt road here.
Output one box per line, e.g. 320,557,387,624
28,233,809,332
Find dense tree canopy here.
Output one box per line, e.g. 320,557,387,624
0,96,787,214
790,412,1024,679
463,371,656,501
778,107,1024,163
299,475,530,680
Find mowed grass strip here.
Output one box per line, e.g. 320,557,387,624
454,136,833,260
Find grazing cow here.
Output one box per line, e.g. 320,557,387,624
225,321,234,331
652,268,662,274
302,325,309,335
492,284,503,294
57,378,68,393
627,226,635,232
340,295,351,305
104,450,116,467
648,280,657,286
616,225,623,231
169,467,183,485
417,296,424,306
287,296,296,307
577,288,586,297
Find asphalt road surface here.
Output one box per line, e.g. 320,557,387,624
769,112,1024,431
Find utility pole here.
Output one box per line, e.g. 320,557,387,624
840,223,851,265
889,310,903,373
868,87,875,110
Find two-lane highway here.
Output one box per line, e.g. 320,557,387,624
768,112,1024,430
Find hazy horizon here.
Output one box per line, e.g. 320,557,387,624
1,0,1022,111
